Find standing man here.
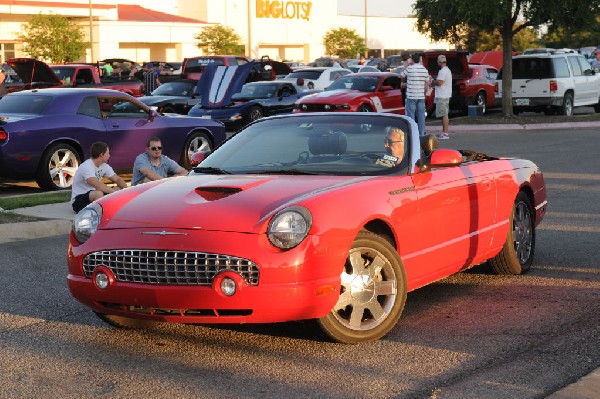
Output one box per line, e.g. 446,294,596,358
433,54,452,140
131,137,188,186
401,54,430,136
71,142,128,213
143,62,160,95
0,67,7,97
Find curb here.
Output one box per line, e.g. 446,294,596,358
547,367,600,399
427,120,600,132
0,219,72,244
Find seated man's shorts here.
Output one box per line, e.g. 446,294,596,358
72,191,92,213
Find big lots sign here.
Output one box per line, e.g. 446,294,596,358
256,0,312,21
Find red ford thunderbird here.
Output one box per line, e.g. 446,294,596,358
67,113,547,343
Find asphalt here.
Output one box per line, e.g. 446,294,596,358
1,119,600,398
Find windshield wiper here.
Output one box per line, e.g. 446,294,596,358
243,169,321,175
193,166,231,175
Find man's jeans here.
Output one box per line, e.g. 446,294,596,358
405,98,426,136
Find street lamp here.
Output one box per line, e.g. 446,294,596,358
364,0,368,58
89,0,94,62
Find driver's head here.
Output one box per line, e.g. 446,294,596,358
384,126,406,162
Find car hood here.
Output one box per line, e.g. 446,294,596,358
99,173,371,233
196,63,254,109
298,89,366,103
138,95,189,105
6,58,62,86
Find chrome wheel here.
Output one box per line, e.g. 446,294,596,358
317,231,406,343
183,132,211,169
36,143,81,190
513,200,533,264
248,106,263,122
476,91,487,114
357,105,373,112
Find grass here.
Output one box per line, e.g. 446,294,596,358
0,191,71,210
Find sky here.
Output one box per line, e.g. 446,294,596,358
337,0,415,18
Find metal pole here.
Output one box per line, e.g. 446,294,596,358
364,0,368,58
89,0,94,62
247,0,252,58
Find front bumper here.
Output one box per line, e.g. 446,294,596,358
67,228,348,324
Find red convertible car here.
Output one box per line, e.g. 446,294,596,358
294,72,405,114
67,113,547,343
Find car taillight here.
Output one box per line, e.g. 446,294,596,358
0,128,7,143
549,80,558,92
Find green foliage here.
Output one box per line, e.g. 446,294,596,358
473,25,541,52
543,16,600,48
322,27,367,59
194,25,244,55
0,191,70,210
17,13,86,63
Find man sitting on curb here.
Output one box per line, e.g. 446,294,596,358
71,142,128,213
131,136,188,186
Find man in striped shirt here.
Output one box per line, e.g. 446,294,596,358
401,54,430,136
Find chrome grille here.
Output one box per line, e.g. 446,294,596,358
83,250,259,286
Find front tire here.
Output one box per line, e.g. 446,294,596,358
248,106,263,123
316,230,407,344
94,312,161,329
488,192,535,275
475,91,487,115
35,143,81,191
181,131,212,169
357,104,373,112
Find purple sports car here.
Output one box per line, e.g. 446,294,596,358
0,88,226,190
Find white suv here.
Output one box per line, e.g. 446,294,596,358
496,51,600,115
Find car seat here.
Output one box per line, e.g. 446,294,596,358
308,131,347,158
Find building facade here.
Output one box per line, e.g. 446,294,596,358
0,0,449,64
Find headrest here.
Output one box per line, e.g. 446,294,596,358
420,134,438,156
308,132,347,155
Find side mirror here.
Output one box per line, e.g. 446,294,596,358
190,150,211,166
429,149,462,168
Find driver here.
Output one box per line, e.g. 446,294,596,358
376,126,406,167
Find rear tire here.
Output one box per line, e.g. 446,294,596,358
35,143,81,191
488,192,535,275
560,92,574,116
316,230,407,343
475,91,487,115
181,131,211,169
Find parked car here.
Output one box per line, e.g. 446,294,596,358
281,67,352,91
0,88,226,190
348,65,381,73
99,58,141,76
0,63,25,94
137,79,200,114
312,56,348,68
417,50,497,113
181,55,291,81
495,51,600,115
294,72,404,113
189,80,314,130
49,63,144,97
4,58,63,91
67,112,547,344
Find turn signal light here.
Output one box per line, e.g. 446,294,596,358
549,80,558,92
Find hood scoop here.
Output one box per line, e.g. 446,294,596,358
195,186,242,201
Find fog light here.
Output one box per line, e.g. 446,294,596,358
95,271,109,290
220,277,237,296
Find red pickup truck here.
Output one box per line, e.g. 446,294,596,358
6,58,143,97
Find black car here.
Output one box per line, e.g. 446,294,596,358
137,79,199,114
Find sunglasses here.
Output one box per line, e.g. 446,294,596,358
149,146,163,151
385,139,404,145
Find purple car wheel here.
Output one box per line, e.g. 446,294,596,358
36,143,81,191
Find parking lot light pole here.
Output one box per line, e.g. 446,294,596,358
89,0,94,62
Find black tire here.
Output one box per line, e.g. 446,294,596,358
357,104,373,112
316,230,407,344
594,97,600,113
94,312,161,329
475,91,487,115
248,106,263,122
161,105,175,113
488,192,535,275
560,92,574,116
181,131,212,169
35,143,81,191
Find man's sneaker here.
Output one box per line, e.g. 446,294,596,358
436,133,450,140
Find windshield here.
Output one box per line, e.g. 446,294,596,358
0,94,53,114
195,114,411,176
151,81,196,96
327,75,380,92
50,67,74,81
236,83,277,98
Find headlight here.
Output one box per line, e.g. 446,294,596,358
334,104,350,110
72,203,102,243
267,206,312,249
229,113,243,121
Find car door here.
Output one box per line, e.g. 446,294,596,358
566,55,590,104
405,163,497,287
99,96,170,168
272,83,297,114
375,76,403,114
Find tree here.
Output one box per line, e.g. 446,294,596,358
17,13,86,63
194,25,244,55
322,27,367,59
543,15,600,49
412,0,600,117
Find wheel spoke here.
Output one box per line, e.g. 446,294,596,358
365,299,385,320
348,305,365,328
348,251,365,275
374,280,396,296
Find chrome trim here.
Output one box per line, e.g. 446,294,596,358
141,231,189,236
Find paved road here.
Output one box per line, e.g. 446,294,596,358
1,127,599,398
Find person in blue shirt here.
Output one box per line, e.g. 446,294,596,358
131,137,188,186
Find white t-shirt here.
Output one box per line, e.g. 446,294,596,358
435,65,452,99
70,158,116,203
402,63,430,100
